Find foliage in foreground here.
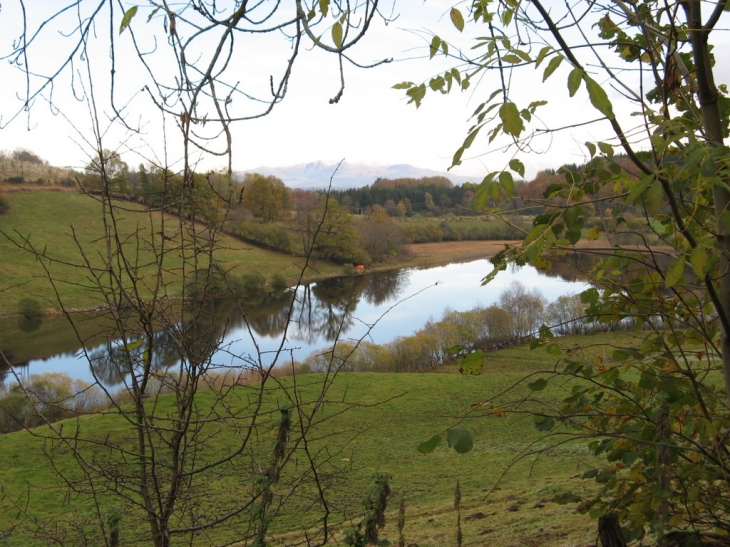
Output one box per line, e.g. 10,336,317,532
400,0,730,542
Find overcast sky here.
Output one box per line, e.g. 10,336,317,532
2,1,728,182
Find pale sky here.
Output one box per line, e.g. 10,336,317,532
1,1,728,182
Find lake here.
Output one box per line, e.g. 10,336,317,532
0,259,590,385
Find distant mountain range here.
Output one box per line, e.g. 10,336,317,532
235,161,479,190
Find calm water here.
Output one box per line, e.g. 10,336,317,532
1,259,589,385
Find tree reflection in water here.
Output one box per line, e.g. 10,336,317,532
83,270,410,386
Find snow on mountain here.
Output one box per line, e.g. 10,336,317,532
235,161,479,189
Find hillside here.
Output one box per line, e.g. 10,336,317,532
0,192,347,313
0,150,79,187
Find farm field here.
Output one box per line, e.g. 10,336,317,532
0,335,612,546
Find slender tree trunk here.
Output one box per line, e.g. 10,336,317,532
685,0,730,404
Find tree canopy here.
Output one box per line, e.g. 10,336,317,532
241,173,291,223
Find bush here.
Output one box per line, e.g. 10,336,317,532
240,271,266,295
185,265,231,300
237,221,291,252
271,273,288,291
0,194,9,215
17,297,43,332
4,176,24,183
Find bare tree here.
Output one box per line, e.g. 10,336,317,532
0,1,393,545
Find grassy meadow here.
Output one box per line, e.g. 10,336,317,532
0,192,347,313
0,335,616,547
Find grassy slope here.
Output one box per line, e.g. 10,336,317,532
0,336,616,547
0,192,347,313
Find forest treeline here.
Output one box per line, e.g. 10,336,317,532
1,148,653,261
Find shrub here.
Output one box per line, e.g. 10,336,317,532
270,273,288,291
184,265,231,300
0,194,9,215
237,221,291,252
17,297,43,332
241,271,266,294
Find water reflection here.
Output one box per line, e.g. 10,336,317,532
0,261,585,386
0,269,410,386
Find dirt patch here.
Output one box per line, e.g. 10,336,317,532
404,241,514,263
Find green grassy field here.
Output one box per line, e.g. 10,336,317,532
0,336,613,547
0,192,347,313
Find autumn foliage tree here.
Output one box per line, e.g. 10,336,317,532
241,173,291,223
403,0,730,543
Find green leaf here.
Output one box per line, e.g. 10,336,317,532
392,81,414,90
463,126,481,149
446,345,465,355
450,8,465,32
625,174,652,204
447,428,473,453
429,76,445,92
528,378,548,391
122,338,144,351
567,68,583,97
441,41,449,56
644,178,663,216
459,351,484,375
499,170,515,197
546,343,562,356
665,255,685,289
319,0,330,17
583,74,614,119
534,415,555,431
147,6,160,23
585,142,596,158
487,180,502,200
587,225,600,241
417,435,443,453
542,55,564,82
690,245,711,277
509,158,525,177
430,36,441,59
502,7,514,25
515,50,532,62
502,54,522,64
535,46,551,68
119,6,138,34
499,102,524,137
332,22,343,48
406,84,426,108
597,142,614,158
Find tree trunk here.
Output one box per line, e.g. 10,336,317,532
598,514,627,547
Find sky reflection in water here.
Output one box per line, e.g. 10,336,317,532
16,260,589,385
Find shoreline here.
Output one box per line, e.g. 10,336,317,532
0,241,515,318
